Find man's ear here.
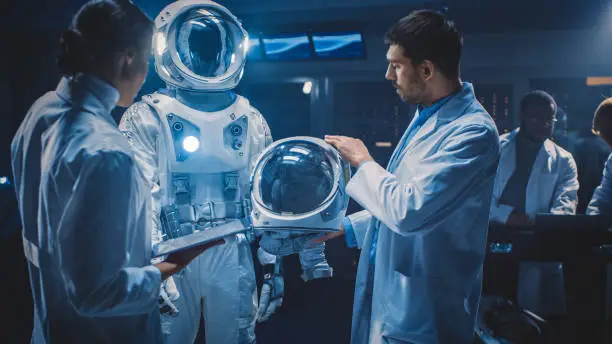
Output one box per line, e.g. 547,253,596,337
421,60,435,81
120,49,136,78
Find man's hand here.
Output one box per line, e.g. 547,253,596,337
156,239,225,280
310,225,345,244
324,135,374,168
506,211,533,227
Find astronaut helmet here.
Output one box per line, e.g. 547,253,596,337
249,136,351,235
152,0,249,91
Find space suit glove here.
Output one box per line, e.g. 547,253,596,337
258,231,321,257
158,277,180,334
256,248,284,322
299,242,333,282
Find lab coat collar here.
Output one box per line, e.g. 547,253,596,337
434,82,476,124
409,82,475,144
505,128,556,158
55,73,120,126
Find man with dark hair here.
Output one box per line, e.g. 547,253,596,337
318,10,500,343
489,90,578,318
490,90,578,228
384,9,462,81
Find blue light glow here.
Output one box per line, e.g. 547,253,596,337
262,34,312,60
312,32,364,59
182,136,200,152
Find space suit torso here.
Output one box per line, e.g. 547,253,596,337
120,90,276,343
140,92,270,242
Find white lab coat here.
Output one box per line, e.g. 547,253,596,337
345,83,500,344
489,129,578,317
490,129,578,223
11,75,162,343
587,153,612,327
587,152,612,215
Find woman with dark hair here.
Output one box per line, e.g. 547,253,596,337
10,1,220,342
587,97,612,215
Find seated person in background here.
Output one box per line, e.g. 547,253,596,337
488,90,579,318
574,122,612,214
490,90,578,226
586,97,612,344
587,98,612,215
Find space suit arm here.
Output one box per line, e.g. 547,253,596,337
119,102,165,250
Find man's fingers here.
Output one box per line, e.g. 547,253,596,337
325,136,341,146
325,135,349,145
326,138,347,150
311,232,338,244
324,134,343,140
310,234,329,244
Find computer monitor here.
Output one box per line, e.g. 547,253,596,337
312,32,365,59
247,36,264,61
262,34,313,61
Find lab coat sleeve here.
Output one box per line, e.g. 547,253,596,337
342,217,357,248
345,210,372,249
587,154,612,215
346,124,499,236
489,201,515,225
57,152,161,317
489,134,514,224
119,102,164,250
550,153,579,214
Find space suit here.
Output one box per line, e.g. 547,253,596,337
119,1,333,342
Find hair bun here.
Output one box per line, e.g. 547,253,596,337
57,29,91,75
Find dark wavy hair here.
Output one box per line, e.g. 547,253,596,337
592,97,612,144
57,0,153,76
385,10,463,79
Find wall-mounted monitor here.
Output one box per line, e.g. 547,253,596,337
247,36,264,60
262,34,313,60
312,32,365,59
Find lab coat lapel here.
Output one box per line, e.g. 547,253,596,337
387,83,475,174
495,130,519,198
525,139,554,214
389,115,438,174
387,109,422,172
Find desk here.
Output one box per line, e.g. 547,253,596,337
484,215,612,343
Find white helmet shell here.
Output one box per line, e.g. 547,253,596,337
152,0,249,91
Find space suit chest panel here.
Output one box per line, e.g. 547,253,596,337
149,93,253,174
